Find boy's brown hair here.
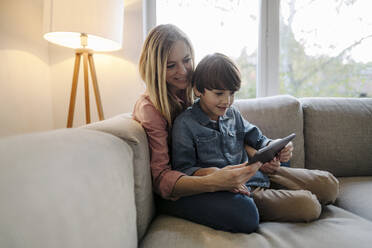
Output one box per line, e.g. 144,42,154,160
192,53,241,93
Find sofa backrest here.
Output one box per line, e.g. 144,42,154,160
234,95,305,169
85,114,155,242
0,129,137,248
300,97,372,177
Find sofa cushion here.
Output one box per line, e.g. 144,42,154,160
300,97,372,176
0,129,137,248
234,95,304,169
336,176,372,221
140,205,372,248
85,113,155,241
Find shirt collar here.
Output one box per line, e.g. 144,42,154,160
191,98,231,126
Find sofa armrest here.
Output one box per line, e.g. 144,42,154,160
0,129,137,247
84,113,155,241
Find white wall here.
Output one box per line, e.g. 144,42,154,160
0,0,54,137
0,0,146,136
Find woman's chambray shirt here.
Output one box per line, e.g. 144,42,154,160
172,99,271,188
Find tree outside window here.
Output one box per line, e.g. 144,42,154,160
280,0,372,97
156,0,372,98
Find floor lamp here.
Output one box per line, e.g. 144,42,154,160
42,0,124,128
67,35,104,128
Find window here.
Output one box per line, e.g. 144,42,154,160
156,0,259,98
153,0,372,98
279,0,372,97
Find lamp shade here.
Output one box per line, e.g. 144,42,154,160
43,0,124,52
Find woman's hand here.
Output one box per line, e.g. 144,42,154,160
260,157,280,174
204,162,262,192
278,141,293,162
231,184,251,196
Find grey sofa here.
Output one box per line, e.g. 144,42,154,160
1,95,371,248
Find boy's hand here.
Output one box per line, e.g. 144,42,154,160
278,141,293,162
260,157,280,174
245,145,257,158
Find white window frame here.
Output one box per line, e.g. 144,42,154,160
145,0,280,98
143,0,156,40
257,0,279,97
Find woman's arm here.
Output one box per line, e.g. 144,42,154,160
193,167,219,177
171,162,262,198
133,97,186,200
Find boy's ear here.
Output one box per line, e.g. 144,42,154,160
193,87,202,98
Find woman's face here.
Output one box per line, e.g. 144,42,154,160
166,40,193,95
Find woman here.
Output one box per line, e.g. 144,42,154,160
133,24,262,233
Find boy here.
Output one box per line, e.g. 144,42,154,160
172,53,339,223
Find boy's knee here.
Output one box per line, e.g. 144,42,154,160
228,196,259,233
320,171,339,205
316,171,339,205
296,190,322,222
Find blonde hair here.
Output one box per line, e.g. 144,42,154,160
139,24,194,127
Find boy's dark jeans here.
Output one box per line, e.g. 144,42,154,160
156,162,290,234
156,191,259,234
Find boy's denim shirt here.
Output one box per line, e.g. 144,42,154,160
172,99,271,188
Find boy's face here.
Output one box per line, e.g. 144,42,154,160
195,88,235,121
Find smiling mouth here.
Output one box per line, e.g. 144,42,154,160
175,77,187,82
217,106,228,111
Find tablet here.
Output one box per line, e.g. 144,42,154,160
247,133,296,165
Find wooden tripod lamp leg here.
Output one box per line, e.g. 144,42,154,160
67,53,81,128
88,54,104,121
66,50,104,128
83,52,91,124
